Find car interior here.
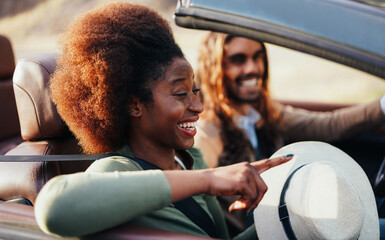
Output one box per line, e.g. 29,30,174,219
1,8,385,236
0,52,92,206
0,35,22,155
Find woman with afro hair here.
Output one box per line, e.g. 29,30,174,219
34,2,292,239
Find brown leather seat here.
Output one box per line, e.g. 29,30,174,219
7,53,81,155
0,35,22,154
0,54,93,205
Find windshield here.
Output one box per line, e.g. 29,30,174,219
350,0,385,9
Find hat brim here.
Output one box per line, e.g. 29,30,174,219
253,141,379,239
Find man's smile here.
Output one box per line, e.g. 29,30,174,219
239,78,258,87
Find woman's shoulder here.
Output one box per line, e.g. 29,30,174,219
86,145,209,172
186,147,209,170
86,153,142,172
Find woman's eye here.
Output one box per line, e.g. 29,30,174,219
192,88,201,95
173,92,188,97
173,89,200,97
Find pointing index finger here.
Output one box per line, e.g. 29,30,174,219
251,154,293,174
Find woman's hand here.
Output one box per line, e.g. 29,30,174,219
164,154,292,212
205,155,293,212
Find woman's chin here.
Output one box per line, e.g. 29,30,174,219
176,140,194,150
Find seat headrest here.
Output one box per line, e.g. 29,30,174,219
12,54,68,141
0,35,15,80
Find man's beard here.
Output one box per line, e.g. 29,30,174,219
226,88,261,103
226,74,263,103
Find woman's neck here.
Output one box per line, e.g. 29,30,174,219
127,136,178,170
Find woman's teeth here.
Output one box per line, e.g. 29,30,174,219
241,78,257,87
178,121,197,130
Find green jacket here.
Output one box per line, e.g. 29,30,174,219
34,145,257,239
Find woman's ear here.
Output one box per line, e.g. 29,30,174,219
127,97,143,118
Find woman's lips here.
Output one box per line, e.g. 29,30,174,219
177,121,198,137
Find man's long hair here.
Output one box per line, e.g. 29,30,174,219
196,32,280,166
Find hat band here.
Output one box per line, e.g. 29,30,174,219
278,164,307,240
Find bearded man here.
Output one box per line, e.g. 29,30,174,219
194,32,385,236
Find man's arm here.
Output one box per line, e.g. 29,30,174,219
276,97,385,143
194,118,223,167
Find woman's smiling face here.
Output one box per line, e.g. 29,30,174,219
139,57,203,150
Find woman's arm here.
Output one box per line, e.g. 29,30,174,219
164,155,292,213
35,155,292,237
35,170,171,237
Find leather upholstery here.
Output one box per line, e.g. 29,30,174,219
0,158,92,204
0,54,92,205
12,53,66,141
8,53,82,156
0,34,22,153
0,35,15,79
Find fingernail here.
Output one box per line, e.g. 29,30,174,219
228,205,234,212
232,200,247,210
285,154,294,158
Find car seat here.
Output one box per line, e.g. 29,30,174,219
0,54,93,205
0,35,22,154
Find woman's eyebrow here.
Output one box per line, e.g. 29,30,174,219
171,78,187,85
170,73,193,86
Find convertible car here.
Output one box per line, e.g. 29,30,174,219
0,0,384,239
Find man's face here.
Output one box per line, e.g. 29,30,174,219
223,37,265,103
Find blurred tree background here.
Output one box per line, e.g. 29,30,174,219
1,0,384,103
0,0,203,61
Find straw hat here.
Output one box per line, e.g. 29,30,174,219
254,141,379,239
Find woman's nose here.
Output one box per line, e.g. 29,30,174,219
188,94,204,114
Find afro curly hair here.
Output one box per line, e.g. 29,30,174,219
50,2,184,154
